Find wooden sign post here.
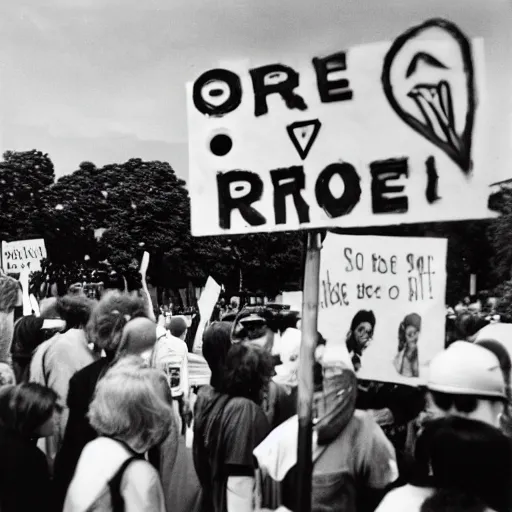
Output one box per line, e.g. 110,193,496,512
296,231,322,512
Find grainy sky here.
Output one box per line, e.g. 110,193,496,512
1,0,510,181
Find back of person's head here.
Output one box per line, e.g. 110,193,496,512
11,316,45,357
56,294,95,330
426,341,506,426
202,321,232,389
86,290,148,355
0,363,15,386
420,489,494,512
0,383,59,438
456,313,489,341
416,416,511,512
169,315,188,339
88,356,174,453
115,317,157,361
0,275,20,312
218,343,274,405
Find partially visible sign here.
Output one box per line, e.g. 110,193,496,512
318,234,447,385
282,291,303,315
193,276,222,353
187,15,512,236
1,239,47,273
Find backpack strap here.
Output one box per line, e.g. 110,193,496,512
108,455,144,512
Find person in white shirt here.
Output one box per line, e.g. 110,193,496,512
152,315,190,434
64,357,173,512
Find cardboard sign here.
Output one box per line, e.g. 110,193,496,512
1,239,47,273
318,233,447,385
140,251,150,275
187,16,512,236
193,276,222,353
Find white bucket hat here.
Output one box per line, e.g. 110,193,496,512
427,341,506,399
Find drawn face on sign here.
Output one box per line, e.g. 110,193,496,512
382,19,475,173
405,324,419,349
354,322,374,351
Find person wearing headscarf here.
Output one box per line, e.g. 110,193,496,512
254,363,398,512
394,313,421,378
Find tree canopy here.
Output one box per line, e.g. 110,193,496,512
0,151,303,297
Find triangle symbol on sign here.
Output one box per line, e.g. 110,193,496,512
286,119,322,160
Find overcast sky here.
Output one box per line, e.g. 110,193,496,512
1,0,509,181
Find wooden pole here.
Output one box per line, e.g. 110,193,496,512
296,231,322,512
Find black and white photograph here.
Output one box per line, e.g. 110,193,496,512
0,1,511,511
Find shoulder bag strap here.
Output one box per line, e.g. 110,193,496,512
108,456,142,512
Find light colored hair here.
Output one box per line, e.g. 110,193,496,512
86,290,148,352
0,363,15,386
88,356,174,453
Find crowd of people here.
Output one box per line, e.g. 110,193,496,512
0,271,511,512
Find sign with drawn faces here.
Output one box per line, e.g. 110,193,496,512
318,233,447,385
187,13,512,236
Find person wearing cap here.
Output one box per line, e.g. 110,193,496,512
151,315,190,435
423,341,507,428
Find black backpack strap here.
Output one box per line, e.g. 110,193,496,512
108,455,143,512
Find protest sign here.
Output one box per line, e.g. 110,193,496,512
193,276,222,353
318,233,447,385
1,239,47,273
187,15,512,236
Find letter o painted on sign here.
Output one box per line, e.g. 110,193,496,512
193,69,242,117
388,285,400,300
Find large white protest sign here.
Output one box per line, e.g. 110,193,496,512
2,239,47,273
318,233,447,385
187,14,512,236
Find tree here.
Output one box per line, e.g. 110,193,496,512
0,150,55,241
488,188,512,283
0,151,307,298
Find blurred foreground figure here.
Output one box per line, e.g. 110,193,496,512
377,416,512,512
254,363,398,512
0,383,60,512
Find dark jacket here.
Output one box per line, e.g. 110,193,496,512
0,426,52,512
53,358,109,509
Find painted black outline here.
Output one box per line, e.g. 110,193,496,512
406,52,448,78
286,119,322,160
381,18,475,174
